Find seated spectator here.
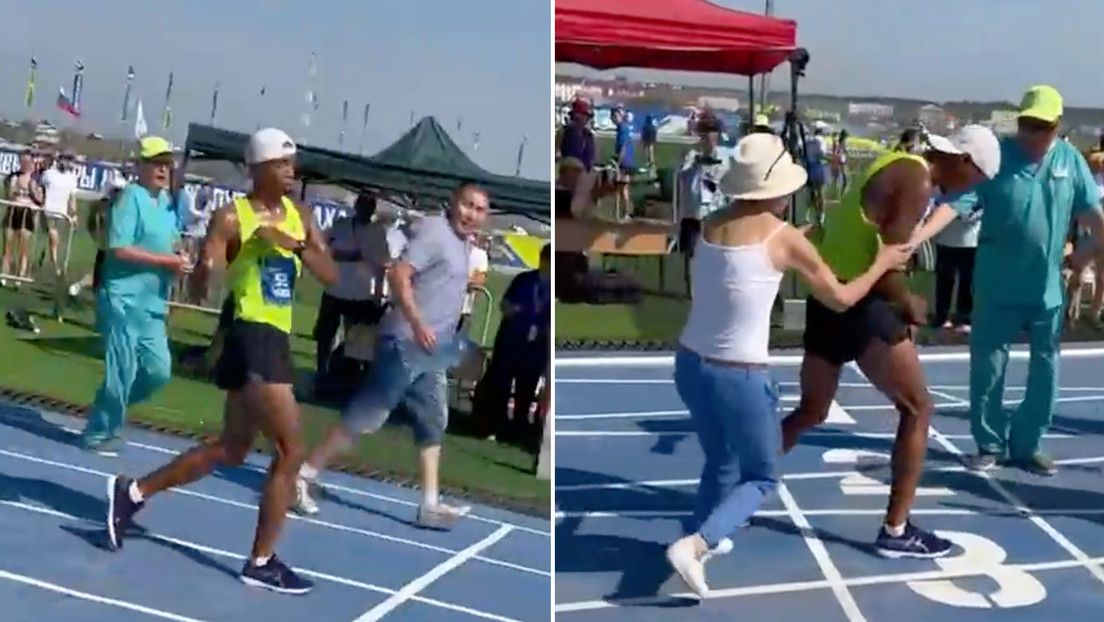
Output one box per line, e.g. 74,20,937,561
471,244,551,451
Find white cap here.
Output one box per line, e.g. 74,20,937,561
927,124,1001,179
245,128,296,165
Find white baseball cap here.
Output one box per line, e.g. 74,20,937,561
927,124,1001,179
245,128,297,165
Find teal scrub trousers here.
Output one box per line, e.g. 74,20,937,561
81,302,172,443
969,302,1062,459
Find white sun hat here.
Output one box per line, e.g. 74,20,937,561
719,133,808,201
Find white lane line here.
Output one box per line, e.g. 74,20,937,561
554,552,1104,612
554,507,1104,519
555,430,1075,439
0,499,519,622
118,437,550,538
351,525,515,622
0,567,211,622
925,387,1104,588
777,483,866,622
0,448,547,578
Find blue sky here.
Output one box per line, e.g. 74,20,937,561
0,0,552,179
561,0,1104,108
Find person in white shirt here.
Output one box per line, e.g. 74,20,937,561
39,153,79,274
459,235,489,333
664,133,910,597
677,112,735,295
312,192,392,377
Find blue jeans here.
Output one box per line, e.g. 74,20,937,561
339,335,450,446
674,347,780,548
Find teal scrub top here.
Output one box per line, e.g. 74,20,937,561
959,138,1102,309
100,183,180,316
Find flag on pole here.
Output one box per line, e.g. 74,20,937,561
408,110,415,127
339,98,349,146
256,85,267,130
134,100,148,139
457,117,463,132
161,72,174,131
473,130,481,151
24,56,37,111
515,134,528,176
359,103,371,155
120,65,135,122
210,81,220,125
70,60,85,115
56,87,80,117
302,53,317,134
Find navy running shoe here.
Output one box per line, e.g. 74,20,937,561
874,522,954,559
240,555,314,595
106,475,144,551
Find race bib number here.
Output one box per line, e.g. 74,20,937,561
260,255,297,306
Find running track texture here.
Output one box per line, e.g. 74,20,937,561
0,403,550,622
555,344,1104,622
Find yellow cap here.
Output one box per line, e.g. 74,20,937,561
139,136,174,160
1018,85,1063,124
754,114,770,127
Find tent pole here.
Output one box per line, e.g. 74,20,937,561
780,48,812,328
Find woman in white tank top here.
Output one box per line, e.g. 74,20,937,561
666,134,912,598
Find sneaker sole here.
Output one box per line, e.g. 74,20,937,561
876,547,954,560
105,476,121,551
240,575,312,595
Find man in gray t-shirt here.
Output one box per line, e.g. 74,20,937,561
294,184,490,528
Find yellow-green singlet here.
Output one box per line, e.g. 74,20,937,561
227,196,304,333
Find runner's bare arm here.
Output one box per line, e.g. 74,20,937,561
192,205,239,298
780,225,908,312
293,201,340,286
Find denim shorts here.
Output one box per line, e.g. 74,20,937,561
339,336,449,446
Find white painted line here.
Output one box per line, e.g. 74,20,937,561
0,499,519,622
1055,456,1104,466
777,483,866,622
554,346,1104,369
555,552,1104,612
121,438,550,538
557,409,687,421
555,506,1104,519
351,525,515,622
0,567,211,622
0,448,548,578
554,430,1075,440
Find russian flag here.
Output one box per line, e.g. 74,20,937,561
56,87,80,117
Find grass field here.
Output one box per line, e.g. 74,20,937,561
0,206,549,515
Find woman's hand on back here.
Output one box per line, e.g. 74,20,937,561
875,243,915,272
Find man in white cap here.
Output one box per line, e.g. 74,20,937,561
103,128,340,595
917,88,1104,476
782,124,1001,559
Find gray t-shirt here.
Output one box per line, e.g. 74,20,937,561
379,214,471,339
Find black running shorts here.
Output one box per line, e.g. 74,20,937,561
215,320,295,390
803,294,910,366
4,206,36,232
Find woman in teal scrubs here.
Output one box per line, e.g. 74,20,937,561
81,136,191,456
918,86,1104,475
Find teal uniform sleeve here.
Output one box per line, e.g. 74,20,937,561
947,190,980,217
107,186,141,249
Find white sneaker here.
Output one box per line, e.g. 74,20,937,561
415,502,471,530
292,477,319,515
68,282,82,297
666,536,711,598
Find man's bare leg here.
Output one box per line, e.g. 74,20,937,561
856,337,952,557
246,381,305,560
781,354,842,452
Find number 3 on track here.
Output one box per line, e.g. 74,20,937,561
907,531,1047,608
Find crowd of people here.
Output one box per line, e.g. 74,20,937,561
1,127,551,595
664,85,1104,599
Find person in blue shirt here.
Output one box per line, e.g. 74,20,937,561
81,136,191,456
917,87,1104,476
612,105,636,219
472,244,550,451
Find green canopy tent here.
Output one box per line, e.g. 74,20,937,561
182,119,550,219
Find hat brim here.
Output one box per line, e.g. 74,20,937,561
1018,109,1060,124
728,166,809,201
141,151,175,163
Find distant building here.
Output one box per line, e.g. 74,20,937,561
847,102,894,120
989,110,1018,135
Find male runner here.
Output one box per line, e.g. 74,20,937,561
104,128,339,594
783,125,1001,558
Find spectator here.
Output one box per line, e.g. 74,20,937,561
611,104,635,218
557,98,596,171
40,152,79,275
70,175,128,297
459,233,489,333
1,151,44,286
471,243,550,450
641,115,658,170
677,111,733,294
313,192,391,379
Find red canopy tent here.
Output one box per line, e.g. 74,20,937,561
555,0,799,77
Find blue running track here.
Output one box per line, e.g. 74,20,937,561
555,344,1104,622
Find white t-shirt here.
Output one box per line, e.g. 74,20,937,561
462,246,490,314
325,218,390,301
40,168,78,217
